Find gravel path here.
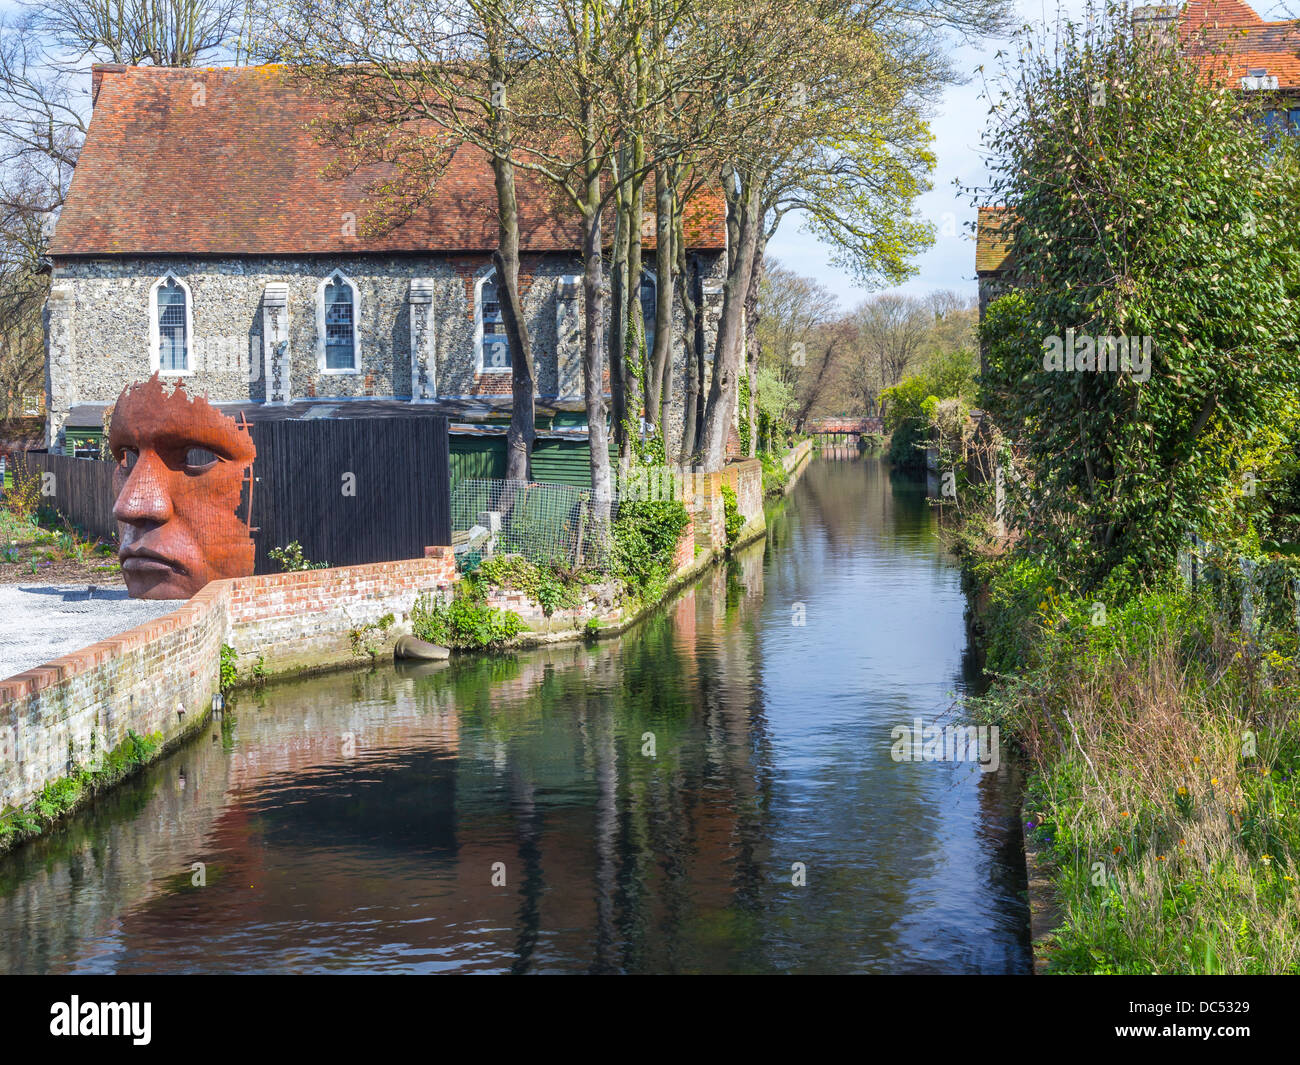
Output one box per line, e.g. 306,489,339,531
0,584,180,682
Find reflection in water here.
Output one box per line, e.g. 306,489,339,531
0,456,1030,974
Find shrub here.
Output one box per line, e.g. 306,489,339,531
720,484,743,547
220,645,239,691
269,541,329,571
475,554,584,616
612,498,690,600
411,588,524,650
4,461,42,521
979,14,1300,593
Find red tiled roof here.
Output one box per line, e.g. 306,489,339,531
1180,0,1264,27
52,64,726,258
1180,0,1300,89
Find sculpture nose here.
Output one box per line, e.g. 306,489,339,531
113,450,174,527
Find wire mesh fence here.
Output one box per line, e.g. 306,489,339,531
450,479,620,573
1177,534,1300,651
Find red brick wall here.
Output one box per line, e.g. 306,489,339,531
0,548,459,816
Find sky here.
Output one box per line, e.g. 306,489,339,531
766,0,1294,311
4,0,1292,309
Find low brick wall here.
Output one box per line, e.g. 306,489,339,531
484,579,623,635
0,455,770,822
0,587,227,813
0,547,460,816
226,548,459,673
783,439,813,477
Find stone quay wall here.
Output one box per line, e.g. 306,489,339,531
0,548,459,816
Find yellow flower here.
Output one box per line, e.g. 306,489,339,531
1177,786,1188,796
1193,756,1201,765
1211,778,1220,786
1120,811,1129,817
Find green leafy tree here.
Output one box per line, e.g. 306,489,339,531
979,7,1300,592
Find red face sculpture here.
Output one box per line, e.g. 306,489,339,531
108,375,256,599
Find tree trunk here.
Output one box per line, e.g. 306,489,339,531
744,230,766,458
677,212,701,465
495,161,534,483
582,177,612,521
626,169,646,457
700,169,763,469
488,44,534,483
647,166,675,447
609,166,631,463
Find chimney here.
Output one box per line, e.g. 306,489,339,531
1132,4,1180,46
91,64,127,107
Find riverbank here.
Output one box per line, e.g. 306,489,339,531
961,536,1300,974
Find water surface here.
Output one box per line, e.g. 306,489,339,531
0,456,1031,974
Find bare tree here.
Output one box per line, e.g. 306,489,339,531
36,0,243,66
0,0,243,423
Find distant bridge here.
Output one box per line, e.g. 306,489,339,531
807,417,882,447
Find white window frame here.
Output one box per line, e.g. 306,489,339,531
474,265,513,374
316,270,361,374
148,272,194,376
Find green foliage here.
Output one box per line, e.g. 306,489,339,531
971,548,1300,973
0,729,162,850
411,587,525,650
720,484,743,547
881,347,977,471
754,366,797,452
411,592,450,647
474,554,585,617
269,541,330,571
584,616,602,639
349,612,395,660
612,498,690,602
738,375,752,455
980,12,1300,593
219,645,238,692
3,462,42,522
759,450,789,496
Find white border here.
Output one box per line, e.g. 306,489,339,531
148,272,194,375
316,270,361,374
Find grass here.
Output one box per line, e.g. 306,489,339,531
974,565,1300,974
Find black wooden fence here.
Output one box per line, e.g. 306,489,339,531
245,417,450,573
14,416,451,574
14,451,119,542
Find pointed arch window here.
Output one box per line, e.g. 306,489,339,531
316,271,360,373
475,269,512,372
149,273,193,374
639,272,657,356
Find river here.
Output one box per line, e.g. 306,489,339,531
0,455,1031,974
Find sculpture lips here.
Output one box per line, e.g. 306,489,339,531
120,549,186,575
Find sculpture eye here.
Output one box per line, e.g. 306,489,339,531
185,446,220,472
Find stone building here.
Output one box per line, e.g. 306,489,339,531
45,63,728,455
